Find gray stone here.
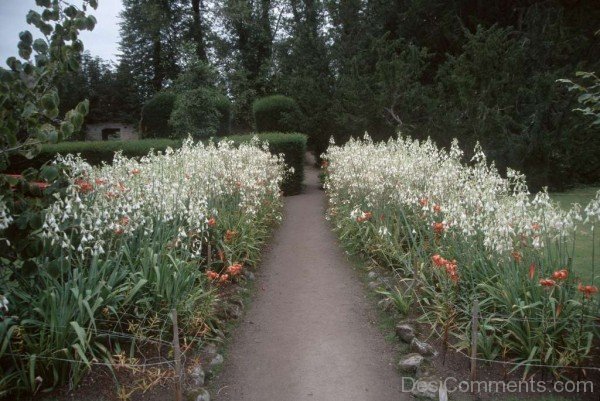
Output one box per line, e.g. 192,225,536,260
245,271,256,281
195,388,210,401
398,353,424,373
203,343,218,356
395,323,415,343
209,353,224,370
411,338,438,357
189,364,205,387
227,304,243,319
367,271,379,280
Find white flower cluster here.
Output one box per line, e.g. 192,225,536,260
42,138,285,256
0,196,12,231
325,135,597,256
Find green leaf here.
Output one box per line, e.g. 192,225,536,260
89,0,98,9
70,321,89,347
40,93,57,111
19,31,33,45
21,101,37,119
32,38,48,54
76,99,89,115
60,121,74,139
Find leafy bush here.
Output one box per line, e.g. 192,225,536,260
252,95,303,132
221,132,307,195
214,93,233,135
140,92,177,138
169,88,228,139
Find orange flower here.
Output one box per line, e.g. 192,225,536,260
529,263,536,280
356,211,373,223
432,254,446,267
539,278,556,287
551,269,568,281
219,274,230,283
207,217,216,227
433,204,441,213
130,168,141,175
227,263,243,276
419,198,428,207
225,230,238,242
511,251,522,263
206,270,219,280
578,283,598,299
433,222,445,234
75,179,93,194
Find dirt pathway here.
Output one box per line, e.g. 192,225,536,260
213,156,409,401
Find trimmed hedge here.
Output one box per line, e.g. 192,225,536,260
219,132,307,195
252,95,303,132
8,139,181,172
140,92,177,138
8,133,307,195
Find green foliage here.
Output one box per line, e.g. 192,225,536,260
140,92,177,138
214,93,233,136
558,71,600,126
169,88,222,139
220,132,308,195
252,95,303,133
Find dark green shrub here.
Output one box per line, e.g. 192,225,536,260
214,94,233,136
221,132,307,195
252,95,303,132
140,92,177,138
8,139,181,172
169,88,223,139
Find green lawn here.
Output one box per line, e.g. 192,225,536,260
550,186,599,283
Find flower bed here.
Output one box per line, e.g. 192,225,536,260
0,139,285,397
324,136,600,377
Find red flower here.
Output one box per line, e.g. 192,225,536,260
529,263,536,280
578,283,598,299
433,222,445,234
225,230,238,242
75,179,93,194
130,168,141,175
219,274,230,283
419,198,428,207
119,216,130,226
227,263,243,276
432,254,446,267
321,160,329,168
433,204,441,213
511,251,522,263
531,223,541,231
114,227,124,235
539,278,556,287
207,217,216,227
551,269,568,281
95,178,107,185
356,211,373,223
206,270,219,280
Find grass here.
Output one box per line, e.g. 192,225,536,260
550,186,599,283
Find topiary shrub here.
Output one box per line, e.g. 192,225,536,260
252,95,303,132
140,92,177,138
169,88,222,139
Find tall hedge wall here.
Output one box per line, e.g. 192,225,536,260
8,133,307,195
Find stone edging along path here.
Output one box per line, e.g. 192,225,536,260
211,155,411,401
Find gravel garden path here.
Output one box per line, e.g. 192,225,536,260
213,156,408,401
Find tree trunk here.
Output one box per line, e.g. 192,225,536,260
191,0,207,61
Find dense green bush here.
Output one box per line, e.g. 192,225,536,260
214,94,233,135
221,132,307,195
140,92,177,138
169,88,230,139
252,95,303,132
8,139,181,172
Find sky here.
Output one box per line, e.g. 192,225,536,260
0,0,123,66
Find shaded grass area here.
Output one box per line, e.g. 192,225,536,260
550,186,599,283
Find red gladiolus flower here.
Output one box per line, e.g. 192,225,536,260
529,263,536,280
432,254,446,267
219,274,230,283
114,227,124,235
539,278,556,287
551,269,568,281
433,204,441,213
207,217,216,227
227,263,243,276
206,270,219,280
356,211,373,223
225,230,238,242
578,283,598,299
75,179,93,194
433,222,445,234
419,198,428,207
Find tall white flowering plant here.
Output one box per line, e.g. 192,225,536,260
324,135,599,377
